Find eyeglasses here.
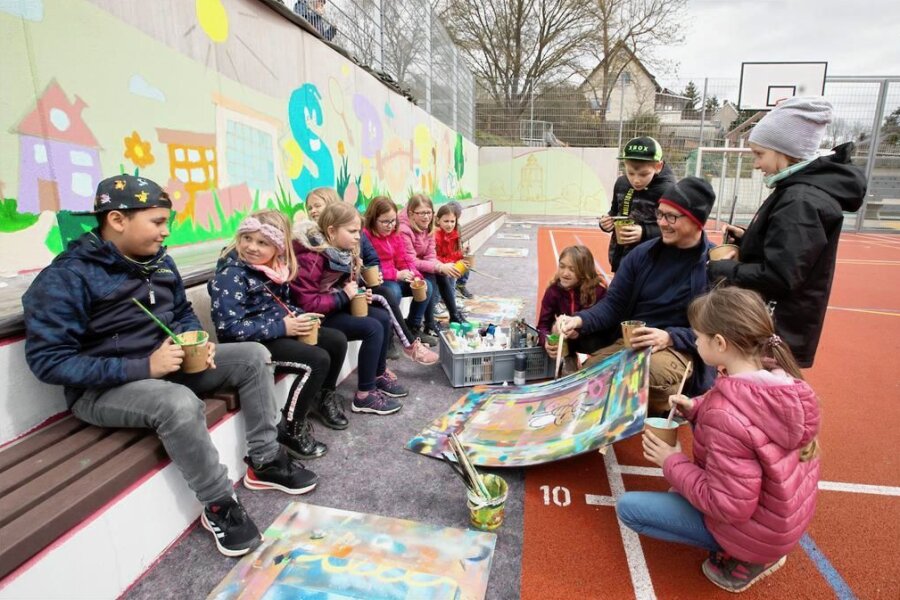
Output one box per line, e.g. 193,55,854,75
655,209,688,225
377,218,397,226
413,210,433,217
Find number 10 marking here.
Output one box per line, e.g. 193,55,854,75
540,485,571,507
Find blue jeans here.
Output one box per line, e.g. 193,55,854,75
616,491,722,552
322,306,391,391
457,271,470,285
379,279,433,328
71,342,280,505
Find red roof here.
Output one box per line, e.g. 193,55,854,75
17,80,99,147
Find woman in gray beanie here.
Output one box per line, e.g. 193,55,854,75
707,97,866,367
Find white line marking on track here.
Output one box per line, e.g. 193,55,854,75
585,494,617,506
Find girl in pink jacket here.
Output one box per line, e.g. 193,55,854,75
617,286,821,593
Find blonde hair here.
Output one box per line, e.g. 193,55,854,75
550,245,606,308
363,196,399,234
688,286,819,462
406,194,434,234
317,202,362,276
306,187,340,216
223,209,297,280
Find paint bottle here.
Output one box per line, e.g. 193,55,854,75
513,351,527,385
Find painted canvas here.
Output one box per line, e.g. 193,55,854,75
482,247,529,258
454,295,524,328
496,233,530,240
406,349,650,466
208,502,497,600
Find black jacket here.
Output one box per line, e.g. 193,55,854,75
707,143,866,367
603,164,676,271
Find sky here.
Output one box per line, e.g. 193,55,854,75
659,0,900,81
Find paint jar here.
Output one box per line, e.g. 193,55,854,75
467,474,509,531
513,351,527,385
644,417,680,446
621,320,646,349
547,333,567,358
350,289,368,317
179,330,210,374
614,218,636,244
410,278,427,301
708,244,740,262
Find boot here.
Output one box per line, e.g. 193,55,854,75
386,336,402,360
278,416,327,459
312,389,349,430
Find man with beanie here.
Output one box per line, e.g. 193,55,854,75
601,136,677,272
709,96,866,367
562,177,718,415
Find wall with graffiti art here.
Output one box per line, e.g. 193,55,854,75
478,147,617,216
0,0,477,279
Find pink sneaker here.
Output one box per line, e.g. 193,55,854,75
403,339,439,365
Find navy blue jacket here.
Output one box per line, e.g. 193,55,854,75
575,235,716,394
208,250,302,343
23,231,201,407
360,234,380,269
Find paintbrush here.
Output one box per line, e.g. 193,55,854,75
263,285,297,317
132,298,183,344
665,362,693,427
442,451,474,491
450,433,490,499
465,266,500,280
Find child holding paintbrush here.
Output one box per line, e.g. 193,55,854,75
210,210,349,458
617,287,821,593
23,175,317,558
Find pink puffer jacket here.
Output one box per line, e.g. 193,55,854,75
663,370,821,564
363,229,419,281
398,210,441,274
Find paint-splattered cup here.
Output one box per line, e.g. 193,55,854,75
179,330,210,374
467,474,509,531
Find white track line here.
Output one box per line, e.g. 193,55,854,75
585,494,617,506
549,229,560,266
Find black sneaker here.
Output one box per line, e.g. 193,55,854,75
312,389,349,430
201,496,262,557
278,417,327,459
456,283,474,299
243,450,318,495
386,336,402,360
407,322,438,347
351,389,402,415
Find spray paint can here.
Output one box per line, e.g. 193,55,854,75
513,351,527,385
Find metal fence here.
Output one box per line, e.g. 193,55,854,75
476,76,900,231
288,0,475,140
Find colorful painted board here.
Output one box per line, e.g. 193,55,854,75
208,502,497,600
406,349,650,466
482,247,529,258
496,233,530,240
455,295,524,328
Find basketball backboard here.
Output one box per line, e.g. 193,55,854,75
738,62,828,110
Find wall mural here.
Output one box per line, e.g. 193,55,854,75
0,0,477,277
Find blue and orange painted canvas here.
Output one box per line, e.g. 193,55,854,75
208,502,496,600
406,349,650,466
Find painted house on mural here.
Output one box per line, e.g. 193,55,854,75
16,80,102,213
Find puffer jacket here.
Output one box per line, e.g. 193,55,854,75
434,227,464,263
708,143,866,367
208,250,301,342
398,210,441,273
363,228,419,281
664,370,821,564
289,221,355,315
537,282,607,344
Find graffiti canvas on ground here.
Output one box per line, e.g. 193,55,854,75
483,247,529,258
208,502,497,600
454,295,525,328
406,349,650,466
496,233,530,240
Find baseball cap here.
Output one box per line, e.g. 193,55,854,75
618,136,663,162
75,174,172,214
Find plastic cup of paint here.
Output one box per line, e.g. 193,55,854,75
644,417,680,446
708,243,740,262
410,278,427,301
362,265,381,286
547,333,567,357
179,330,210,374
454,260,469,276
350,289,369,317
297,317,320,345
467,474,509,531
614,219,636,244
449,322,463,336
621,320,646,349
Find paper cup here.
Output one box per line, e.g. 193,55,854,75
621,320,646,349
614,219,635,244
547,333,567,357
410,279,427,302
179,330,210,374
297,318,320,345
362,265,381,286
350,291,369,317
708,243,740,262
645,417,680,446
466,474,508,531
454,260,469,276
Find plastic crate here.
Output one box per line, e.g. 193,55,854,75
438,324,554,387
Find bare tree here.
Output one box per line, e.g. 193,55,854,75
580,0,687,122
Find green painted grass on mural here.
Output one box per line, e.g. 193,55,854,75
0,199,39,233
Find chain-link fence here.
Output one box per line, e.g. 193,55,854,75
476,75,900,231
287,0,475,140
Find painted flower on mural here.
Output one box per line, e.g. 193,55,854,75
123,131,155,169
337,140,345,156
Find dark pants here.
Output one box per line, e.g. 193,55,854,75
425,272,462,327
379,279,433,327
371,284,414,346
260,327,347,422
323,306,391,391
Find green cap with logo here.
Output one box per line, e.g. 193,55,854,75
618,136,663,162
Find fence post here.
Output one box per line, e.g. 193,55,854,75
715,139,730,226
425,0,432,113
698,78,709,149
857,79,889,232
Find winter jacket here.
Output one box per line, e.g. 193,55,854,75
208,250,301,342
435,227,464,263
22,231,202,407
604,164,676,271
363,228,419,281
290,222,355,315
707,143,865,367
537,282,607,344
360,233,381,269
664,370,821,564
574,235,716,395
398,210,441,273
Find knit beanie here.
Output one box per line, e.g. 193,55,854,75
658,177,716,229
748,97,833,160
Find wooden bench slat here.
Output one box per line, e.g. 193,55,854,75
0,426,111,497
0,399,227,580
0,416,88,473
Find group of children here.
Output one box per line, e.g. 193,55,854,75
22,96,863,593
